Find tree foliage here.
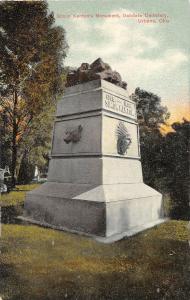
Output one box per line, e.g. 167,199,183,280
131,87,170,187
132,87,170,131
0,1,68,184
163,119,190,218
133,88,189,219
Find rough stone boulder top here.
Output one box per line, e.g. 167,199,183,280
66,58,127,90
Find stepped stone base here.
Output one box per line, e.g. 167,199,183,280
20,80,167,242
21,182,166,242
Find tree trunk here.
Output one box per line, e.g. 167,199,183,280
15,151,25,182
11,90,18,187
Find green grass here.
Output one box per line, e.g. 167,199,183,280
0,184,40,207
0,220,189,300
0,184,189,299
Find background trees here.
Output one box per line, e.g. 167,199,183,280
133,88,189,219
131,87,170,188
0,1,68,184
163,119,190,219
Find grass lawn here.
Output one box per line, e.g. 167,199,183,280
0,184,40,207
0,186,190,299
0,184,40,224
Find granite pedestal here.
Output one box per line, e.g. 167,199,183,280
21,79,166,242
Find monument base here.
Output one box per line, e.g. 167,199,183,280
21,182,167,242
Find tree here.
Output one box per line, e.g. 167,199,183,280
17,103,55,183
131,87,170,131
163,119,190,219
131,88,170,188
0,1,68,185
132,88,189,218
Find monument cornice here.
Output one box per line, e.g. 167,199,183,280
56,109,138,124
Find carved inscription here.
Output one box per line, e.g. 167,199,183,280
104,93,136,118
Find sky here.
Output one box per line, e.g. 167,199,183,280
48,0,190,124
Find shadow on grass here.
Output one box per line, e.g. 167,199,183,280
0,261,23,300
1,205,23,224
0,234,190,300
13,189,33,192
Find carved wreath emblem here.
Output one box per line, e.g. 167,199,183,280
63,125,83,144
116,122,132,155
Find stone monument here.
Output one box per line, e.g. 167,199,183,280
21,58,166,242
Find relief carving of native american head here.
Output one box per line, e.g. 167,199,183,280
63,125,83,144
116,122,132,155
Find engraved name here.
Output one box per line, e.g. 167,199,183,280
104,93,136,118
